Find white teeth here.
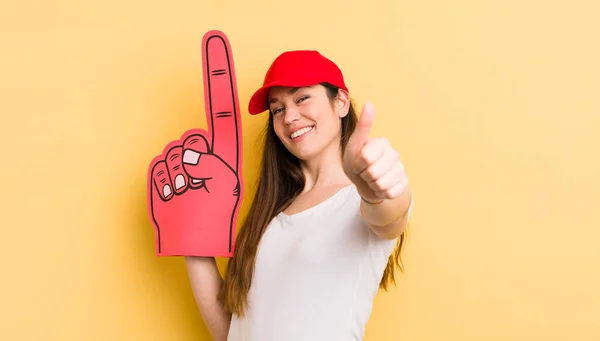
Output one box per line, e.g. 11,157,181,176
290,126,313,139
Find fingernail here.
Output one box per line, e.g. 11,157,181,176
163,184,172,197
175,174,185,189
183,150,201,165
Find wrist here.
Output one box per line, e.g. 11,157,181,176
360,188,412,227
360,196,384,205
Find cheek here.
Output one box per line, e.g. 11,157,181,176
272,121,286,140
317,115,340,135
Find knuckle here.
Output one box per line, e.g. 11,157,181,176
366,167,378,180
377,189,391,199
359,148,371,163
395,163,405,176
152,162,168,179
374,136,390,149
374,177,386,190
183,134,210,153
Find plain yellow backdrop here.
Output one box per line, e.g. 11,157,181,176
1,0,599,340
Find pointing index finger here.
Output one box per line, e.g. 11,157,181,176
202,30,242,173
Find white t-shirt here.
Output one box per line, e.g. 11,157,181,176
227,184,413,341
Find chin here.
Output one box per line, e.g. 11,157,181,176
289,149,316,161
284,139,337,162
282,142,317,160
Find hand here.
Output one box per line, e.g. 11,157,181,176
147,31,243,257
343,102,409,204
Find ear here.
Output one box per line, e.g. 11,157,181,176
334,89,351,118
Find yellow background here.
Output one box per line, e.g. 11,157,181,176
1,0,599,340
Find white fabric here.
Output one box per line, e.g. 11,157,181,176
227,184,413,341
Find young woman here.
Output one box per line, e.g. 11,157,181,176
185,50,413,341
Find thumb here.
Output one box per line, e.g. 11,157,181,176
349,101,375,149
182,151,237,190
182,152,232,179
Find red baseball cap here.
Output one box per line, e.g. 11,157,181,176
247,50,348,115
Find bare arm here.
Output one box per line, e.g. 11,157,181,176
361,187,413,240
184,256,231,341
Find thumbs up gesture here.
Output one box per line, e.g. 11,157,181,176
343,102,410,205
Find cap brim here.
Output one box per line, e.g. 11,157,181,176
247,84,272,115
247,80,292,115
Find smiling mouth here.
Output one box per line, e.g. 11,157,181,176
290,126,314,139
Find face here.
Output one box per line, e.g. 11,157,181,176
268,84,349,161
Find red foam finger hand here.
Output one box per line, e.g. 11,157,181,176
147,30,244,258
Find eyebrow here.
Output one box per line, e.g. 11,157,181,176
269,87,300,104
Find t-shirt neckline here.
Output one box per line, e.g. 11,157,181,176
276,184,355,222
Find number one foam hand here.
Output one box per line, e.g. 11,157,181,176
147,30,244,257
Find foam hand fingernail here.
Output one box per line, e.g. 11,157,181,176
183,150,201,165
163,184,172,197
175,174,185,189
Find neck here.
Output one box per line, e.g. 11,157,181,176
299,141,351,192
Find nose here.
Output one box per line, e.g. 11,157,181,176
283,106,301,125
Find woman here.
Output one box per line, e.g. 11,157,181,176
185,50,413,341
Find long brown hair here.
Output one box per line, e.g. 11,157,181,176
218,83,407,316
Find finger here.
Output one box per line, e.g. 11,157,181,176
353,137,387,174
202,30,242,173
182,153,237,192
151,160,173,200
182,132,210,188
375,175,409,199
348,101,375,154
368,162,406,193
360,146,400,183
165,146,188,194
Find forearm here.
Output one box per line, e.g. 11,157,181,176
184,256,231,341
361,187,413,240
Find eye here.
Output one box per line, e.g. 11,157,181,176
297,96,309,103
271,107,283,115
